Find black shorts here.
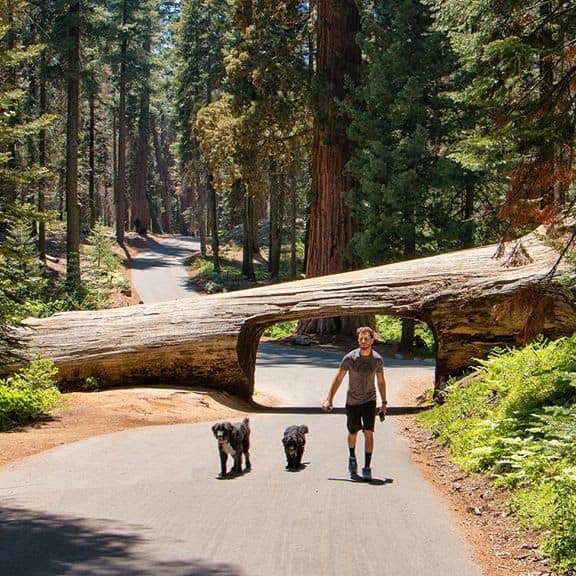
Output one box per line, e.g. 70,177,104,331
346,400,376,434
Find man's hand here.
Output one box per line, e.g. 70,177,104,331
322,399,333,412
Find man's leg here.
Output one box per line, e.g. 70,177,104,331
348,432,358,474
346,405,361,476
363,430,374,454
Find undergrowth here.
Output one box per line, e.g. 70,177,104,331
420,335,576,574
0,357,61,430
261,315,434,353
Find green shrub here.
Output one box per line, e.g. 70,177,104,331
0,358,61,430
263,321,298,339
375,315,435,354
419,335,576,573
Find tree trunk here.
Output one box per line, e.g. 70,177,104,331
38,53,47,261
65,1,81,290
9,228,576,399
150,114,174,234
207,173,220,273
114,0,128,244
88,91,97,230
300,0,361,335
269,158,284,280
131,73,151,235
289,171,298,280
240,181,256,280
196,176,207,256
399,216,417,354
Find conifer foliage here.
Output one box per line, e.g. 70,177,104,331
432,0,576,230
346,0,466,266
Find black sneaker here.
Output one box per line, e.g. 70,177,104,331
362,467,372,481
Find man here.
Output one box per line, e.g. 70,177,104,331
322,326,387,481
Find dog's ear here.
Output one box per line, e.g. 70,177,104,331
301,425,309,434
225,422,233,433
212,423,219,434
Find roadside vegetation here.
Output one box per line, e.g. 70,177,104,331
420,336,576,574
262,315,435,357
0,221,127,429
0,357,60,431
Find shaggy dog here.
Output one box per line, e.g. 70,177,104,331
212,417,251,478
282,425,309,470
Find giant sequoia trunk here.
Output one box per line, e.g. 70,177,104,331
6,228,576,399
301,0,361,335
65,1,81,289
131,80,151,235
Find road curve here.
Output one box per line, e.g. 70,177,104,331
130,235,202,303
0,235,482,576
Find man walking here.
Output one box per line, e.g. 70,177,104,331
322,326,387,481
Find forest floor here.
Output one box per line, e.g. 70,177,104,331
0,233,551,576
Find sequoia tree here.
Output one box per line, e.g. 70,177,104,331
299,0,362,335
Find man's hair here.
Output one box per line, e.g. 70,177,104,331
356,326,375,339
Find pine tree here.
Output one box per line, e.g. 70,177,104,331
432,0,576,233
347,0,465,264
0,0,52,358
346,0,468,350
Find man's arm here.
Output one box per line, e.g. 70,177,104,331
376,368,387,414
322,367,347,411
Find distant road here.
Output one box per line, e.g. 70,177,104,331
130,235,201,303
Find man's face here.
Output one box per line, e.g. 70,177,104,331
358,331,373,350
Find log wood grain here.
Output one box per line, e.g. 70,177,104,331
5,228,576,396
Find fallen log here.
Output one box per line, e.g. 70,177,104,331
4,228,576,397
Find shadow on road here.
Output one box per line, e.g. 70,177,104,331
0,506,245,576
328,477,394,486
126,237,193,271
247,403,431,416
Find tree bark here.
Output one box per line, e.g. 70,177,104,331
114,0,128,244
268,158,284,280
88,91,97,230
301,0,361,335
65,1,81,290
131,72,151,235
8,228,576,398
241,181,256,280
151,114,174,234
207,173,220,272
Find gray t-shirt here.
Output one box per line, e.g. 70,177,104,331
340,348,384,406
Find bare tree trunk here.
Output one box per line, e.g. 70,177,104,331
207,173,220,272
300,0,361,335
38,53,47,261
240,181,256,280
398,216,417,354
131,77,151,235
196,176,207,256
11,228,576,397
65,1,81,290
88,92,97,230
150,114,173,234
289,171,298,280
114,0,128,244
269,157,284,280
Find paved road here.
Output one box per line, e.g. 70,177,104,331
0,235,482,576
130,235,202,302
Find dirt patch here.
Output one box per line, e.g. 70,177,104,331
0,387,255,469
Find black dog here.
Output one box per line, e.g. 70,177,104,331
282,425,309,470
212,417,251,478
